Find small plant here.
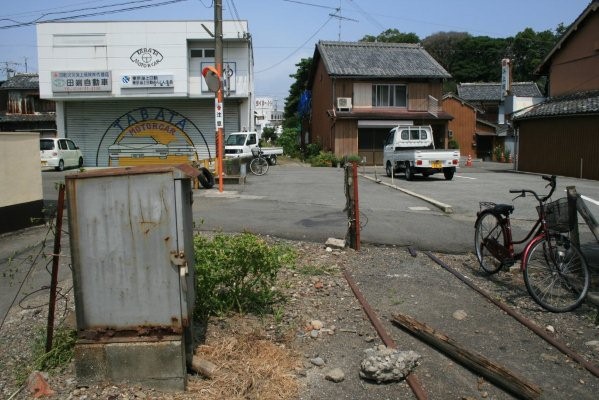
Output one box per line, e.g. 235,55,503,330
309,151,337,167
193,233,296,319
504,148,511,162
493,145,504,162
448,139,459,149
16,327,77,385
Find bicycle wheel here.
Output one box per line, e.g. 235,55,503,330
250,157,269,175
474,211,505,274
523,234,589,312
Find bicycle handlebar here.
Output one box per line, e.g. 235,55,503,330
508,175,556,203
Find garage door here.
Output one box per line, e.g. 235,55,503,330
358,128,388,165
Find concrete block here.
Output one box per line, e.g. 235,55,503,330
74,337,187,392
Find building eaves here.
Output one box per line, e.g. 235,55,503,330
0,74,40,90
316,41,451,79
0,113,55,122
536,1,599,75
514,90,599,120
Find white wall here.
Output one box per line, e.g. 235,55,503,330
37,20,252,100
0,133,43,207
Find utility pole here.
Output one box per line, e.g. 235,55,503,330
215,0,224,192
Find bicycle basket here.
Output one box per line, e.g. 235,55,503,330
251,147,261,157
537,197,570,233
479,202,496,212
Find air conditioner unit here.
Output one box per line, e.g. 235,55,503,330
337,97,352,111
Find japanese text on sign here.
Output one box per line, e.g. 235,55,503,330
51,71,112,92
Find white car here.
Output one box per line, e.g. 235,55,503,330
40,138,84,171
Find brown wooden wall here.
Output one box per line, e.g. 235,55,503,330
548,9,599,96
409,82,443,111
335,119,358,155
442,97,476,156
517,116,599,180
310,61,334,151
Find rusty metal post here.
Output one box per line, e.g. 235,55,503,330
352,162,360,251
566,186,580,248
46,183,65,352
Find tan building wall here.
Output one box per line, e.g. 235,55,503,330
0,133,43,207
0,132,44,233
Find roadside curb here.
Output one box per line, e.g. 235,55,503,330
360,174,454,214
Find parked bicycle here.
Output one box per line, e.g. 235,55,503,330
249,147,269,176
474,175,590,312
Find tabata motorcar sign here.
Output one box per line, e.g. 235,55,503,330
130,48,164,68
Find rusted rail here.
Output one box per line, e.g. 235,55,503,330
342,268,428,400
424,251,599,379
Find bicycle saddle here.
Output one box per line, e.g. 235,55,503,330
492,204,514,215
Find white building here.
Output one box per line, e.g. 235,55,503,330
254,97,283,134
36,20,254,167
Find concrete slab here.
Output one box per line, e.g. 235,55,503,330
75,337,186,392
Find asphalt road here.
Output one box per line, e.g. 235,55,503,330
193,161,599,254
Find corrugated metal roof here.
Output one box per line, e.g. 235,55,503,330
0,74,39,90
316,41,451,79
457,82,543,101
514,90,599,120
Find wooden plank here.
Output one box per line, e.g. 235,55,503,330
391,313,541,400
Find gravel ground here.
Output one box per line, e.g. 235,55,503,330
1,236,598,399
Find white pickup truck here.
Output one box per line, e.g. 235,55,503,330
224,131,283,165
383,125,460,181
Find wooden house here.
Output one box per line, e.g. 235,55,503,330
305,41,452,165
514,0,599,180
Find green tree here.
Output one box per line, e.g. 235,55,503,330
507,28,558,83
451,36,509,82
360,28,419,43
421,31,471,73
283,57,313,130
261,126,277,144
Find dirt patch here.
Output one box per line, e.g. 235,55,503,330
1,238,598,399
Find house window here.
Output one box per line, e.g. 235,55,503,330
372,84,407,107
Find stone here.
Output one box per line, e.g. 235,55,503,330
310,330,319,338
546,325,555,334
359,347,421,383
311,320,324,330
27,371,55,398
325,238,346,249
325,368,345,382
452,310,467,320
191,356,217,379
310,357,325,367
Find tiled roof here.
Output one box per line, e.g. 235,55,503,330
514,90,599,120
0,74,39,90
457,82,543,101
316,41,451,79
0,113,55,122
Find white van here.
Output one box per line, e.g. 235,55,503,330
40,138,84,171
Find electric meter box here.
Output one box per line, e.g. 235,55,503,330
65,166,195,391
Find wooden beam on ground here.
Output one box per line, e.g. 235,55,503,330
391,313,541,400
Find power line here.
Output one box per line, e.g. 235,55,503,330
0,0,189,29
255,14,334,74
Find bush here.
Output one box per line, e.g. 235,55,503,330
277,128,301,158
305,143,322,159
309,151,337,167
193,233,296,319
448,139,459,149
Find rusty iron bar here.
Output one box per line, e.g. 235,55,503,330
46,183,66,352
424,251,599,379
342,268,428,400
352,162,361,251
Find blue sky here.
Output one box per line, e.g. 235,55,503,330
0,0,591,106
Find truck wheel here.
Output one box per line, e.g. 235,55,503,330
267,155,277,165
405,164,414,181
385,162,392,177
443,167,455,181
198,167,215,189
